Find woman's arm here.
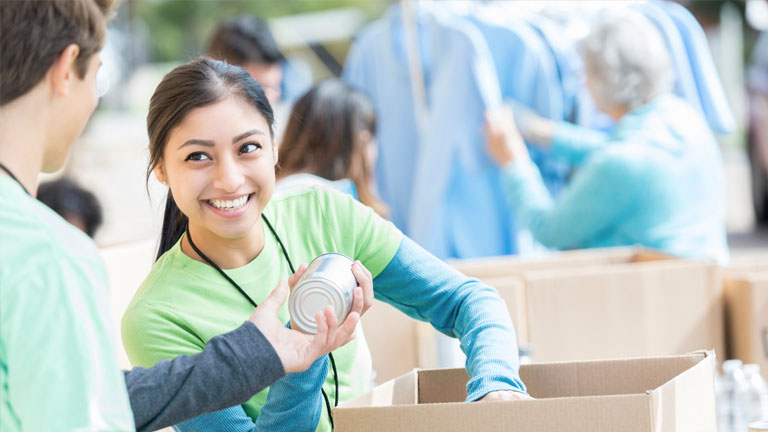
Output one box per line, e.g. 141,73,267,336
502,150,636,250
172,354,328,432
548,122,610,166
371,236,528,401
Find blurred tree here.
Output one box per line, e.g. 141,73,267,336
133,0,387,62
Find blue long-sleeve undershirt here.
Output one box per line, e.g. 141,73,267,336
173,235,527,430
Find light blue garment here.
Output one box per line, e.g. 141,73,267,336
173,350,328,432
344,5,517,258
502,95,730,264
275,173,357,199
172,236,528,430
281,59,311,104
660,0,735,134
748,31,768,94
373,236,527,399
461,9,570,198
634,2,703,115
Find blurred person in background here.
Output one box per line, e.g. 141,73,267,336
485,10,729,264
207,14,311,138
747,30,768,224
276,79,388,218
37,177,103,238
123,57,529,432
0,1,362,431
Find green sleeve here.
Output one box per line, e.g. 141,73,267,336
122,301,206,368
1,256,134,430
316,187,402,278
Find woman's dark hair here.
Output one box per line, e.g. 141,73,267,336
277,79,388,218
147,57,274,261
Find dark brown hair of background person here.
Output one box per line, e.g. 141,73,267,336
0,0,117,106
145,57,275,261
37,177,103,238
206,15,284,66
277,79,388,218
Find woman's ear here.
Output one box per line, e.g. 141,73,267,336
272,141,279,166
153,164,168,186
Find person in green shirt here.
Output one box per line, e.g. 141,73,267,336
0,1,363,431
122,57,531,432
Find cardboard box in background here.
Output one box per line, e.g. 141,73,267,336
361,300,427,384
449,246,668,280
725,252,768,275
723,271,768,381
522,259,723,363
450,248,725,364
334,351,717,432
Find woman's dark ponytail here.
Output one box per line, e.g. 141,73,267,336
156,191,188,261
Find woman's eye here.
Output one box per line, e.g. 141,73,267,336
184,152,210,162
239,142,262,155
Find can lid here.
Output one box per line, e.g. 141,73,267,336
289,279,345,334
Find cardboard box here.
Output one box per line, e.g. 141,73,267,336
450,247,724,363
361,300,428,384
363,247,724,383
448,246,668,280
724,252,768,275
723,271,768,381
334,351,717,432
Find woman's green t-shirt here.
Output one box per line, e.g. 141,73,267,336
122,186,402,430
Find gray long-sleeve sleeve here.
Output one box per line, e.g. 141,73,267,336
123,321,285,432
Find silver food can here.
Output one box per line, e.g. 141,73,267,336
289,253,356,334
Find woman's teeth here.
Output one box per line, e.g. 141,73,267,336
208,195,248,210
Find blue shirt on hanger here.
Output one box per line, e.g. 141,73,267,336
460,6,572,198
344,4,517,259
659,0,735,135
634,2,704,115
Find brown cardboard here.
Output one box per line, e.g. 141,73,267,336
522,260,723,362
448,246,670,280
334,352,717,432
723,271,768,381
363,247,723,383
449,248,724,364
725,252,768,275
361,300,427,384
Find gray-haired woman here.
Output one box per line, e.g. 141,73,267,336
485,10,729,264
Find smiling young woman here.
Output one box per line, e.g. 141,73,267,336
123,57,530,432
154,97,277,268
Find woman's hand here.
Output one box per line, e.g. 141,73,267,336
248,264,364,374
484,107,531,168
478,390,533,402
351,260,374,317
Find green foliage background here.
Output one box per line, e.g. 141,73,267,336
132,0,388,62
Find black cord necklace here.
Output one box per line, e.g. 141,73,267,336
0,162,30,195
186,213,339,429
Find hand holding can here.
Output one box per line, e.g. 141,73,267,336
289,253,360,334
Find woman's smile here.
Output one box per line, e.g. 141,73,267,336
203,193,254,218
